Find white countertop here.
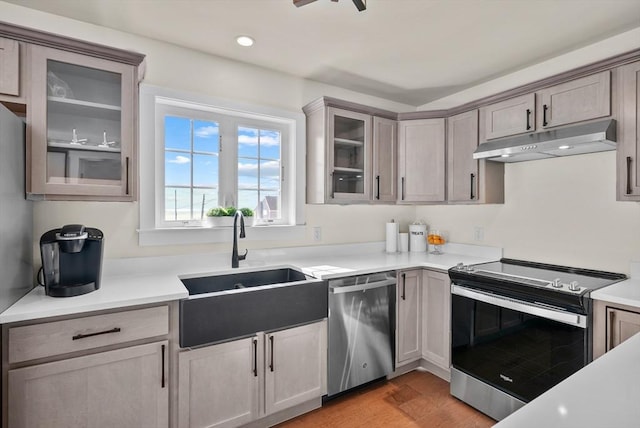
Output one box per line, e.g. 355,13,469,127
591,277,640,308
494,331,640,428
0,242,501,324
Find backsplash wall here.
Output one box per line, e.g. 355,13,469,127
417,151,640,274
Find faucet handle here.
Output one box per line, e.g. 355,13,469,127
239,249,248,261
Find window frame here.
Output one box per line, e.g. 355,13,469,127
139,84,306,246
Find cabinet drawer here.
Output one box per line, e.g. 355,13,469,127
8,306,169,363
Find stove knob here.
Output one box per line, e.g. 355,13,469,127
552,278,563,288
568,281,580,291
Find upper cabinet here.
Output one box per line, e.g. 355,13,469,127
398,118,445,203
327,107,372,202
481,93,535,140
482,71,611,143
448,110,504,204
617,61,640,201
0,37,20,97
304,98,397,204
28,45,137,200
537,70,610,129
372,116,397,202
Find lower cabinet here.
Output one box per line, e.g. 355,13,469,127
178,320,327,428
8,341,168,428
396,270,422,365
593,300,640,359
421,270,451,372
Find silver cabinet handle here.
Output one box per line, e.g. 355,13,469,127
329,278,396,294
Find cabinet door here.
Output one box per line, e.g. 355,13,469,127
372,116,397,202
265,320,327,415
327,107,372,202
29,45,136,200
606,307,640,352
0,37,19,96
421,270,451,371
481,93,535,140
398,119,445,203
8,341,168,428
538,70,610,129
397,270,421,364
617,61,640,200
178,336,260,428
447,110,479,202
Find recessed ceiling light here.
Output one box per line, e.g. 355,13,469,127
558,145,572,150
500,154,511,158
236,35,254,47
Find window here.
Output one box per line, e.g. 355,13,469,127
138,84,305,245
164,116,220,222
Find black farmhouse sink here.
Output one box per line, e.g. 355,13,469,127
181,267,308,294
179,267,327,348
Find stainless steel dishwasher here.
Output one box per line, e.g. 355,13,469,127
327,271,396,397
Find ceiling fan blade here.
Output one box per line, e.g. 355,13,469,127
293,0,319,7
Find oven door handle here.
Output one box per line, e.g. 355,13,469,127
330,278,395,294
451,284,587,328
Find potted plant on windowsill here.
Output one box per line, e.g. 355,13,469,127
204,207,254,227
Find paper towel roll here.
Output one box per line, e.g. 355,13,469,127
385,222,398,253
399,233,409,252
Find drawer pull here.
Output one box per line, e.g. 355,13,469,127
72,327,121,341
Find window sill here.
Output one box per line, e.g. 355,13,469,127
138,224,307,246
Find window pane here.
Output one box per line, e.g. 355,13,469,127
165,187,191,221
260,129,280,160
192,188,218,219
165,116,190,151
257,191,280,220
193,154,218,187
165,151,191,186
238,157,259,189
238,190,258,212
238,126,259,158
260,160,280,190
193,120,219,153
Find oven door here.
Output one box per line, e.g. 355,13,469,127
451,284,588,404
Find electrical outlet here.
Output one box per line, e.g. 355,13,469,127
474,227,484,242
313,226,322,242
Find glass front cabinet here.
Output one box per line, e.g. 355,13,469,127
28,45,137,200
327,108,371,202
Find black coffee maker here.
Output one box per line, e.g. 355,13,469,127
38,224,104,297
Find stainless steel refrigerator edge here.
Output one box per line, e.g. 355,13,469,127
0,103,33,421
327,271,396,397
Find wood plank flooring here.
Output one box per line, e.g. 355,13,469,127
276,370,496,428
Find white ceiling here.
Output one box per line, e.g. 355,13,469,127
6,0,640,106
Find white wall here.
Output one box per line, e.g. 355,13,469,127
0,2,416,260
417,152,640,274
2,2,639,274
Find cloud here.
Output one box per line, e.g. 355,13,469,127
194,125,218,138
238,130,280,147
238,160,280,178
168,155,191,164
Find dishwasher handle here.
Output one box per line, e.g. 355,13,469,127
330,278,396,294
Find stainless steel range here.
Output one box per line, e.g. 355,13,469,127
448,258,625,421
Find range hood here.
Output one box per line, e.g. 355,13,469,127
473,119,617,163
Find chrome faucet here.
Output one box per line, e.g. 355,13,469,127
232,211,247,268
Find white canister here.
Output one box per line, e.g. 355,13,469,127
409,223,427,252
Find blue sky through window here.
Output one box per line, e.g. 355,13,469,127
164,116,219,220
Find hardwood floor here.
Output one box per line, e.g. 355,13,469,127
276,370,496,428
